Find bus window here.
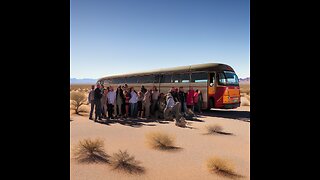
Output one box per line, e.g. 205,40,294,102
218,72,227,85
160,74,171,83
154,75,160,83
126,76,138,84
180,73,190,83
104,79,111,84
192,72,208,83
209,72,215,86
113,78,126,84
171,74,180,83
142,75,155,83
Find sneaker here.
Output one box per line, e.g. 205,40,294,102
89,117,93,120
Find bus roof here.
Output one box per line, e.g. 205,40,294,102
97,63,234,82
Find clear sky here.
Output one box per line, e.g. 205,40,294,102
70,0,250,79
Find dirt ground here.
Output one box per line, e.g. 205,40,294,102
70,106,250,180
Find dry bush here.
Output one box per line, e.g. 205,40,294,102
70,91,87,114
110,150,145,174
207,157,240,178
78,105,90,113
73,138,109,163
205,124,233,135
239,83,250,95
206,124,223,134
241,97,250,106
244,94,250,101
145,131,178,150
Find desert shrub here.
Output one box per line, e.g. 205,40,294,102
110,150,145,174
73,138,109,163
244,94,250,101
78,105,90,113
145,131,177,150
239,84,250,94
205,124,233,135
241,99,250,106
206,124,223,134
70,91,87,114
207,157,237,177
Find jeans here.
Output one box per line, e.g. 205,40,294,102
107,104,114,118
130,103,138,118
94,99,102,120
180,101,186,113
151,100,158,115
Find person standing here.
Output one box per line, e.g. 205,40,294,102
170,87,179,102
107,86,116,119
142,89,151,119
197,90,203,113
94,84,103,121
88,85,95,120
186,86,195,112
141,85,147,94
155,93,166,119
178,86,186,113
101,89,108,118
124,90,131,118
129,87,138,118
115,86,125,118
151,86,159,116
194,89,199,113
137,91,144,118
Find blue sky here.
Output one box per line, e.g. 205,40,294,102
71,0,250,79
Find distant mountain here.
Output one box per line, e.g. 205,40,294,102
70,78,97,84
239,77,250,83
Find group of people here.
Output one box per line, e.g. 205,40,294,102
88,83,203,122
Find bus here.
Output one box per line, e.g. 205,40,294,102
97,63,241,110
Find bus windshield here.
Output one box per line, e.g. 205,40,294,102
218,71,239,86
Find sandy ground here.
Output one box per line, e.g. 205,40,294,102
70,106,250,180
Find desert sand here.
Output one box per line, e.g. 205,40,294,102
70,106,250,180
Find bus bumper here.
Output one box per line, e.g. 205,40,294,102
219,103,241,109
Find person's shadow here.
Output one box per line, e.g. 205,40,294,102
95,118,172,128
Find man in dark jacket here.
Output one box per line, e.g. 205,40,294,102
94,84,103,121
178,86,186,113
88,85,95,120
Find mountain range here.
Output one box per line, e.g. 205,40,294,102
70,78,97,84
239,77,250,83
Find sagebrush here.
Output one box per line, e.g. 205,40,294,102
110,150,145,174
73,138,109,163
